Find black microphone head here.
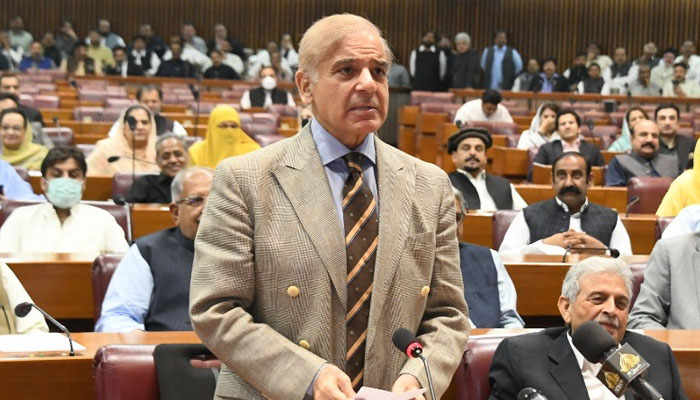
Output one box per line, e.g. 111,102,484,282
572,320,617,363
107,155,121,163
69,80,78,88
609,248,620,258
14,302,33,318
517,387,548,400
455,120,463,129
392,328,417,352
126,115,138,131
585,118,595,131
112,195,127,206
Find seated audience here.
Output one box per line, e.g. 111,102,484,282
532,109,605,167
532,57,569,93
104,46,143,77
656,140,700,217
218,38,245,76
634,41,660,68
60,41,99,76
107,85,187,137
41,32,62,67
18,41,55,71
585,41,613,71
156,38,197,78
279,33,298,67
96,167,213,332
128,35,159,77
449,32,480,89
8,16,33,53
577,63,609,94
0,146,129,253
207,23,246,62
188,105,260,168
86,29,114,72
602,47,632,92
500,151,632,256
489,257,687,399
511,58,539,92
181,23,208,55
662,62,700,98
247,41,293,81
162,34,212,74
675,39,700,79
0,31,22,69
138,23,167,59
608,106,649,152
240,65,295,109
0,73,44,125
0,108,48,171
627,63,661,96
408,31,446,91
126,133,188,203
0,93,52,149
605,120,679,186
0,262,48,334
56,19,79,59
517,102,560,150
651,47,677,89
96,18,125,49
655,103,696,171
660,204,700,239
448,128,526,211
453,188,524,328
629,232,700,329
86,105,159,176
563,51,589,90
453,89,513,124
203,49,239,80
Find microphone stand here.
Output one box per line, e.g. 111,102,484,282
190,82,201,139
415,353,436,400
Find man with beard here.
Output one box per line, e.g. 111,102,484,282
563,51,589,91
447,127,526,211
605,120,679,186
409,30,446,91
500,151,631,257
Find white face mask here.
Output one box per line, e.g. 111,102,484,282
261,75,277,91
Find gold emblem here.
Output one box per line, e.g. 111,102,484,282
619,353,641,373
604,371,621,389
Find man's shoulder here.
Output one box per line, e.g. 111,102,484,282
499,327,566,350
624,330,670,353
484,172,511,185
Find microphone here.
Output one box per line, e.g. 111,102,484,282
517,387,549,400
126,115,137,131
572,321,665,399
562,245,620,262
70,79,84,137
455,119,463,129
585,118,595,132
15,302,75,356
625,196,640,217
190,82,201,139
107,155,158,165
392,328,435,400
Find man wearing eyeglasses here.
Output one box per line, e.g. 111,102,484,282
96,166,213,332
126,133,189,203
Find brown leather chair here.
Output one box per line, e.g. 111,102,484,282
654,216,674,241
626,177,674,214
92,254,124,321
267,104,298,117
112,172,159,199
93,345,160,400
455,335,507,400
492,209,520,250
629,262,646,309
252,112,281,127
43,127,74,147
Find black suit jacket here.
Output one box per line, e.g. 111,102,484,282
533,139,605,167
488,327,687,400
660,134,696,171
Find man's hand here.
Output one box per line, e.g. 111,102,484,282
578,232,606,252
313,364,355,400
542,229,585,249
391,374,425,400
675,85,686,98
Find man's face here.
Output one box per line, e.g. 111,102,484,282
527,59,540,73
0,112,25,150
638,65,651,82
613,48,627,64
139,89,162,114
113,49,126,63
281,34,292,49
133,38,145,51
0,99,17,110
451,136,486,174
29,42,42,58
40,158,86,194
422,32,434,45
644,43,657,58
156,138,188,177
214,24,227,38
124,108,151,143
270,51,281,65
89,31,101,46
260,66,276,80
656,107,679,137
98,20,110,34
588,65,601,79
10,17,23,32
574,55,586,66
266,41,278,54
558,272,630,343
543,61,556,77
557,113,580,141
481,102,497,117
139,24,152,37
210,51,222,65
455,39,469,54
42,33,55,47
663,52,675,66
681,40,695,56
673,65,686,81
296,29,389,148
587,43,600,56
182,25,195,41
553,154,589,207
172,171,212,240
170,43,182,59
1,77,21,95
631,120,660,159
494,32,507,47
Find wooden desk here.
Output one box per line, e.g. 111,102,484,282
490,147,529,178
132,204,175,238
461,212,494,248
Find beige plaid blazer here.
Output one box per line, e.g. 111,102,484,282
190,125,470,399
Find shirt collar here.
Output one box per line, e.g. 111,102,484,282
310,119,376,167
554,196,589,215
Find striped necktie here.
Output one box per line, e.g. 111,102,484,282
342,152,378,391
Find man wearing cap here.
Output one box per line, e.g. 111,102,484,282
448,127,527,211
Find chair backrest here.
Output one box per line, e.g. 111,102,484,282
629,262,646,309
626,177,674,214
93,345,160,400
676,126,694,139
455,336,507,400
492,209,520,250
76,143,96,158
91,254,124,321
267,104,298,117
243,122,278,138
112,172,159,198
153,344,218,400
254,133,286,147
73,106,104,122
44,127,74,146
252,112,281,127
654,216,674,241
33,94,60,109
12,167,30,183
489,122,519,136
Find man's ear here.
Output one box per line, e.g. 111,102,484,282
557,295,572,324
295,70,313,105
40,177,48,193
169,203,179,225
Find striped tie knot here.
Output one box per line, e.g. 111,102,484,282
343,152,365,174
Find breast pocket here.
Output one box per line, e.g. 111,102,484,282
394,231,436,313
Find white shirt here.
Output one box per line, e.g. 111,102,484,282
517,129,561,150
498,197,633,257
129,49,160,76
662,79,700,98
163,45,212,72
453,99,514,124
240,88,296,109
651,63,674,89
1,262,48,334
247,50,294,81
458,169,527,211
674,54,700,80
223,53,245,75
0,203,129,253
567,332,623,400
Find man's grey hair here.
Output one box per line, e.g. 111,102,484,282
155,132,184,155
454,32,471,44
561,256,633,301
171,166,214,202
452,186,467,212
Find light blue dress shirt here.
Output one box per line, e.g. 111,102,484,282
480,45,523,89
0,159,44,201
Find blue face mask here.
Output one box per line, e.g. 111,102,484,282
46,177,83,209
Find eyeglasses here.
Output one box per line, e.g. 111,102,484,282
0,125,23,132
176,195,207,207
456,211,465,224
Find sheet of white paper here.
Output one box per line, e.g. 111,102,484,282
355,386,426,400
0,332,86,353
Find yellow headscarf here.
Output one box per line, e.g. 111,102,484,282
656,138,700,216
1,113,48,171
188,105,261,168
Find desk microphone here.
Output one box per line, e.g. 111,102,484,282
15,302,75,356
625,196,640,217
455,119,464,129
562,245,620,262
189,81,201,139
392,328,435,400
70,79,84,137
107,155,158,165
517,388,549,400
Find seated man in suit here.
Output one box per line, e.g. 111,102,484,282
453,188,523,328
453,89,513,124
97,167,213,332
628,231,700,329
489,257,687,399
655,103,696,171
104,46,144,77
0,146,129,253
605,119,679,186
126,133,188,203
448,127,526,211
532,109,605,168
240,65,296,110
500,151,632,257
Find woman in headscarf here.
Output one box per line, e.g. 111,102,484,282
0,108,48,171
608,106,649,152
516,102,560,150
188,104,261,168
86,105,159,176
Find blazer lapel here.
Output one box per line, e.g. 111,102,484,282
271,126,347,308
549,330,590,400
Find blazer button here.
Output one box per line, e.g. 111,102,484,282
287,286,300,297
299,340,310,350
421,286,430,297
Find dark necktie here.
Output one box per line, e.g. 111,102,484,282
342,152,378,391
